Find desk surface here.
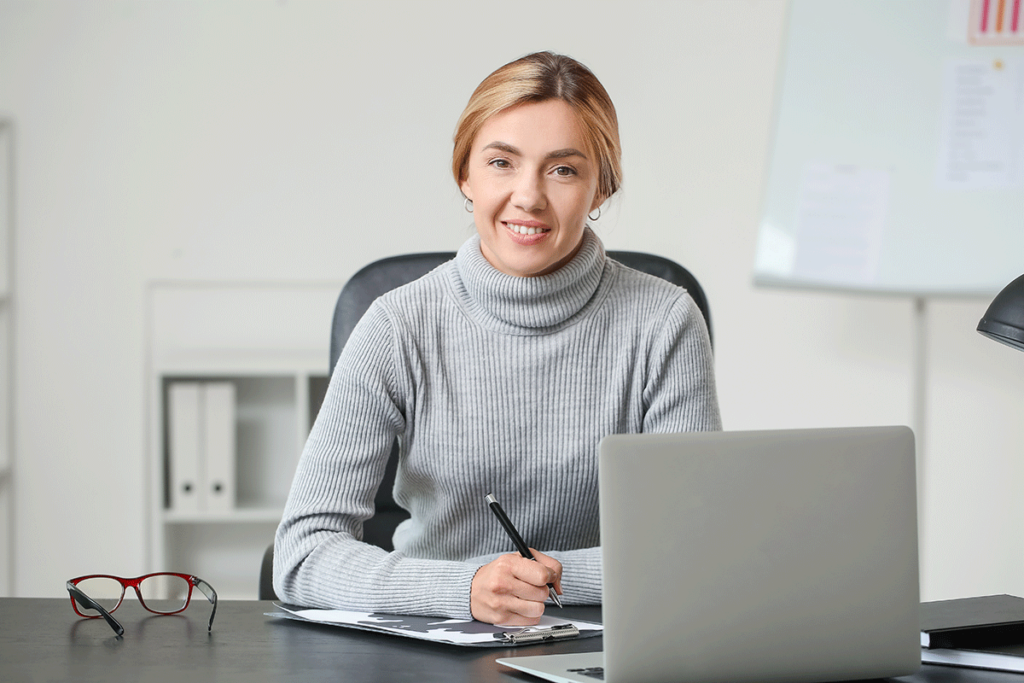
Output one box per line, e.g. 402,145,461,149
1,598,1020,683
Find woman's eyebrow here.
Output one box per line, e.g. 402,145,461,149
547,148,588,161
482,141,520,155
481,141,588,161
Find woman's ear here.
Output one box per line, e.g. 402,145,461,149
460,178,473,202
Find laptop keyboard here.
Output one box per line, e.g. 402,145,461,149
568,667,605,680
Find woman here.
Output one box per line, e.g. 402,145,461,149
274,51,721,625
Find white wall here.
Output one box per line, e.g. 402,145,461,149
0,0,1021,600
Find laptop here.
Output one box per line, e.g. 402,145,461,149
498,426,921,683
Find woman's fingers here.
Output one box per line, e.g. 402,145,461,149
528,548,563,595
470,552,562,624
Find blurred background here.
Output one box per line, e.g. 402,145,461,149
0,0,1021,601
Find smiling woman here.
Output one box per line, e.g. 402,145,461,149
453,54,623,278
274,51,721,627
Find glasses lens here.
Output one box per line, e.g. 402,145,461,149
139,574,191,613
74,577,124,613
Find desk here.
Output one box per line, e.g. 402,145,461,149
0,598,1018,683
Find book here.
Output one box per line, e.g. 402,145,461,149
921,594,1024,649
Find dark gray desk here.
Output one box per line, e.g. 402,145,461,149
0,598,1017,683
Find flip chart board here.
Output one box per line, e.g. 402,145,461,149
755,0,1024,297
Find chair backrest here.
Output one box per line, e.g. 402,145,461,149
330,253,457,374
330,249,711,552
330,250,712,374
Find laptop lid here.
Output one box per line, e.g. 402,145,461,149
595,426,921,683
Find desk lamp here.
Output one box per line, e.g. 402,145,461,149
977,274,1024,352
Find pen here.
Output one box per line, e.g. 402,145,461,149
485,493,563,608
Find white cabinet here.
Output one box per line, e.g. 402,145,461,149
148,283,338,599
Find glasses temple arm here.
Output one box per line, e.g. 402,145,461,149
66,582,124,637
194,577,218,632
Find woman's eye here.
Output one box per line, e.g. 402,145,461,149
488,158,511,169
554,166,577,177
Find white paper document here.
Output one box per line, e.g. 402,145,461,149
268,604,603,647
938,58,1024,189
791,163,891,287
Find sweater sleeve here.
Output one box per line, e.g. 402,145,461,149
643,292,722,433
273,304,481,618
464,547,603,606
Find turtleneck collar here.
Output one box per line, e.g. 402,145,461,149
451,227,609,334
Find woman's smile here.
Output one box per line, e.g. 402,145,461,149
504,220,551,240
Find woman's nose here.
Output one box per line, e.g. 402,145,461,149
511,172,547,212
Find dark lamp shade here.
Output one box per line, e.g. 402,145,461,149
978,274,1024,352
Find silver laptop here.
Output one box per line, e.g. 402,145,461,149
498,426,921,683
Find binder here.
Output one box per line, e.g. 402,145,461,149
168,383,203,512
202,382,236,512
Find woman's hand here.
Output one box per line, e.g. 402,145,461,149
470,549,563,625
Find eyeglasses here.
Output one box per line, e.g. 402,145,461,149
66,573,218,636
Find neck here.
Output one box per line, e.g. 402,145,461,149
452,227,608,332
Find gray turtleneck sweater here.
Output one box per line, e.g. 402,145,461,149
274,229,721,619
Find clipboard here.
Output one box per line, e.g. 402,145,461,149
267,603,603,647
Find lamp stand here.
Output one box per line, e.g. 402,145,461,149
912,296,928,591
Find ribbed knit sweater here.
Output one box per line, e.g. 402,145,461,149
274,228,721,619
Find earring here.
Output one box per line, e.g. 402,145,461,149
464,198,474,213
588,206,602,221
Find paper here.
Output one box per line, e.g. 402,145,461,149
268,604,603,647
937,58,1024,189
791,163,890,287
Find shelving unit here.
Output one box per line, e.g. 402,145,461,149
147,283,338,599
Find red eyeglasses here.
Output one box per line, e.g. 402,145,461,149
66,573,218,636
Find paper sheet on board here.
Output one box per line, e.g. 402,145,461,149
937,58,1024,189
790,163,890,287
267,604,603,647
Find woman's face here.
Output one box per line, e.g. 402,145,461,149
460,99,603,278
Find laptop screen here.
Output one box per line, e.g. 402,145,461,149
597,427,920,683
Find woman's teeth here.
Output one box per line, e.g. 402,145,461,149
508,223,545,235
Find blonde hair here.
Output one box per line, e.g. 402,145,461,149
452,51,622,202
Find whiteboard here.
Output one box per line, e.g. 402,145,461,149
755,0,1024,297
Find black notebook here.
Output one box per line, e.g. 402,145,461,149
921,594,1024,650
921,642,1024,673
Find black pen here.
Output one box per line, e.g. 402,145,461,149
485,493,563,608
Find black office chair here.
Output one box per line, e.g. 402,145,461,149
258,250,711,601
